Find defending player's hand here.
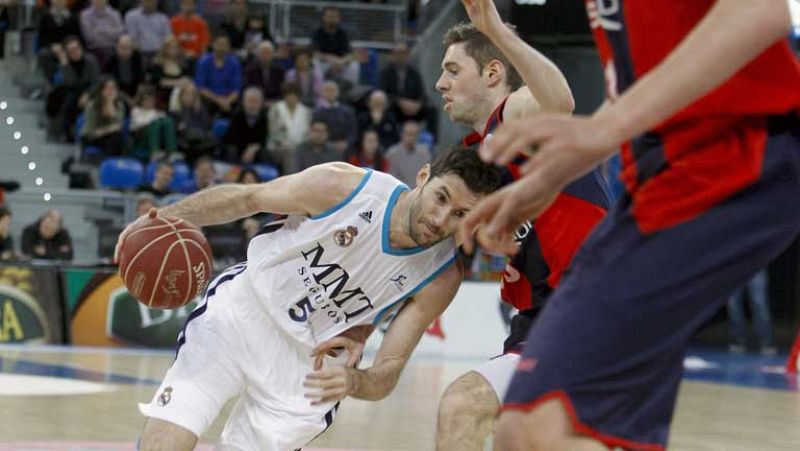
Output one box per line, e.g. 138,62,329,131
458,188,519,256
310,335,364,371
113,207,158,264
467,114,620,252
461,0,504,36
303,365,355,405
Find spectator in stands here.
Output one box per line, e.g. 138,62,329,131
311,6,359,84
170,0,210,58
190,156,218,191
123,0,171,64
290,120,341,174
130,84,178,161
80,0,124,66
135,193,157,216
243,13,271,58
349,129,387,171
244,41,285,105
81,77,126,162
48,35,101,142
223,86,269,164
380,42,432,135
355,47,380,89
219,0,272,60
284,48,324,108
172,79,215,165
267,81,311,173
38,0,81,86
21,210,74,261
104,34,145,104
313,81,357,155
149,36,192,108
358,89,399,149
237,168,260,185
0,207,14,261
137,161,173,197
194,34,242,116
384,121,429,187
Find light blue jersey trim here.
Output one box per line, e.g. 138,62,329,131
311,169,373,220
371,253,457,325
382,184,425,256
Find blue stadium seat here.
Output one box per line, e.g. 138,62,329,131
212,118,230,142
250,163,279,182
170,161,192,191
418,130,434,149
99,158,144,190
145,160,193,192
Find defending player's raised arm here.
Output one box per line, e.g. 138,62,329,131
156,163,365,227
461,0,574,117
304,261,463,403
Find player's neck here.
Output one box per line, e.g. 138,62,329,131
387,190,417,249
472,92,508,134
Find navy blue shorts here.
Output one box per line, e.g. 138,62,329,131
502,121,800,450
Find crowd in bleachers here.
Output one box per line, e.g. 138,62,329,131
33,0,436,198
0,0,435,263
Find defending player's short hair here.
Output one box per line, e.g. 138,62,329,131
443,22,523,92
429,145,503,195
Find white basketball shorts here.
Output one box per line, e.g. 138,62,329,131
139,264,340,450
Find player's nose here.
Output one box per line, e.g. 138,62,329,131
435,74,447,92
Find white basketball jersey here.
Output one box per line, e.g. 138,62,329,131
239,169,456,346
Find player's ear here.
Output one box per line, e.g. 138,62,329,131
415,164,431,188
485,60,504,88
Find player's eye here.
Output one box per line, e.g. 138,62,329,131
436,193,446,204
454,210,466,218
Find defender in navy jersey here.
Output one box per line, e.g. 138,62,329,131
118,147,502,451
435,2,609,451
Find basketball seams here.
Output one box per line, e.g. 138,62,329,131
122,224,180,284
148,240,186,307
168,218,195,308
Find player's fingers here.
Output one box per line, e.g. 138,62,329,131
459,191,501,254
345,345,363,368
483,194,520,247
148,207,158,218
313,353,324,371
303,377,341,390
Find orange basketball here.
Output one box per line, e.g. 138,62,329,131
118,215,213,309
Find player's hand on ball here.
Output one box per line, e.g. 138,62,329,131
310,335,364,371
114,208,158,264
304,365,355,405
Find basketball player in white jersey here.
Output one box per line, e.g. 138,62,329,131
117,146,502,451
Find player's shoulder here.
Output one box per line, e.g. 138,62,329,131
299,162,370,206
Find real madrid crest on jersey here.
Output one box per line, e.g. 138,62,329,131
333,226,358,247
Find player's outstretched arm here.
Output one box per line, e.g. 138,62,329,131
461,0,574,116
156,163,365,227
303,262,463,403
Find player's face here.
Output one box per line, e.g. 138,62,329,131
436,43,490,125
407,169,481,247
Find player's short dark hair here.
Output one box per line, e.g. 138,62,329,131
429,144,503,195
443,22,523,92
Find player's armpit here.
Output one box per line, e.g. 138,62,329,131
503,87,542,121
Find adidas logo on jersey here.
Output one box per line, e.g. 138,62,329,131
359,210,373,223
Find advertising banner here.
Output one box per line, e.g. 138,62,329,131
0,264,64,344
64,268,201,348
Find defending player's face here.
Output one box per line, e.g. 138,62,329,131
436,43,490,125
408,171,482,247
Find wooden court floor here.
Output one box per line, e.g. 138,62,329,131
0,345,799,450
